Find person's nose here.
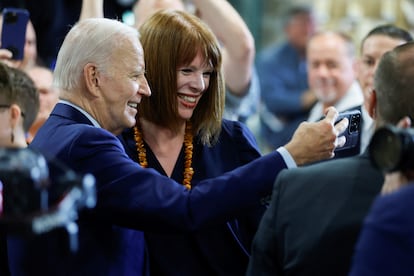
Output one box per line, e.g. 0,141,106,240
190,73,206,93
315,65,330,77
138,76,151,97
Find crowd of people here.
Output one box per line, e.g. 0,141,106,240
1,1,414,275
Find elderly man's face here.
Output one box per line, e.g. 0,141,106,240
95,38,151,135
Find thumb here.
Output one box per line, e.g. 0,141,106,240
323,106,339,125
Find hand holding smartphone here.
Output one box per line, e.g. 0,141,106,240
1,8,30,60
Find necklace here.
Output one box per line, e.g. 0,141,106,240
133,121,194,190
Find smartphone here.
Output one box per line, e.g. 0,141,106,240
1,8,30,60
335,109,361,152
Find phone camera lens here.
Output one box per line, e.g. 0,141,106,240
349,114,360,133
4,12,18,24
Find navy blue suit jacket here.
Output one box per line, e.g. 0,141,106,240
8,103,287,276
350,184,414,276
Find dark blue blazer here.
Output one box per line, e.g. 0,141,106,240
350,184,414,276
120,120,264,275
8,103,287,276
247,151,384,276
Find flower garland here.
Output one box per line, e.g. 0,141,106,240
133,121,194,190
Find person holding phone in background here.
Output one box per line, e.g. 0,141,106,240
1,8,58,143
0,7,37,71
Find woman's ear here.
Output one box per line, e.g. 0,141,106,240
83,63,100,96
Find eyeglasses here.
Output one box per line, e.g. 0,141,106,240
0,104,25,117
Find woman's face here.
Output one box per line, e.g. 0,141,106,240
176,52,212,121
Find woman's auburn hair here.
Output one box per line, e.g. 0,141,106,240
138,9,225,146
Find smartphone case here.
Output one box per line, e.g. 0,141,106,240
335,109,362,152
1,8,30,60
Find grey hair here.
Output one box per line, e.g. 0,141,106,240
53,18,139,91
309,30,356,58
374,42,414,126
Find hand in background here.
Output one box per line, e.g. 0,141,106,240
0,48,21,68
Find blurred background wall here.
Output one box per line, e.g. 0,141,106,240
231,0,414,53
2,0,414,62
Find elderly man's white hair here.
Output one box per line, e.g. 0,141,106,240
53,18,139,91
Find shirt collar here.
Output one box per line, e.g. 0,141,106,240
58,100,101,128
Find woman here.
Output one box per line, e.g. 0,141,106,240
0,62,39,275
120,10,264,275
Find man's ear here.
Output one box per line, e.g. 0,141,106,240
83,63,100,96
367,89,377,119
9,104,22,128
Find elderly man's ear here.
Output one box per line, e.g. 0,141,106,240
83,63,101,96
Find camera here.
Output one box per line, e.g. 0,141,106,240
0,148,96,252
369,125,414,172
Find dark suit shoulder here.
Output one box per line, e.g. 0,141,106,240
275,154,378,192
269,154,384,276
